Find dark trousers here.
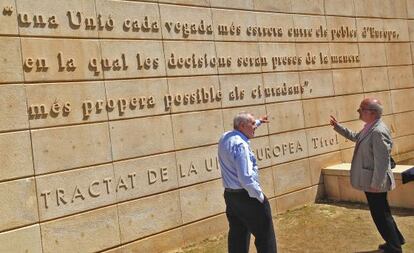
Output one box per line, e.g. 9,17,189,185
224,190,277,253
365,192,405,251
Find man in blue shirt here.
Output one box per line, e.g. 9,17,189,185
218,112,277,253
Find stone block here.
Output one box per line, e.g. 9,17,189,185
105,78,169,119
260,166,275,198
26,81,108,128
163,41,218,76
335,94,364,122
382,0,407,18
96,0,161,39
260,43,299,72
41,206,120,253
391,88,414,113
158,0,209,6
176,145,221,186
361,67,389,92
181,214,228,246
329,43,360,68
0,178,38,231
356,18,383,42
394,134,414,154
36,164,116,221
410,20,414,41
292,15,328,42
341,148,354,163
326,16,357,42
306,125,340,157
167,75,221,113
222,104,268,137
171,110,223,149
0,37,23,83
215,42,262,74
113,152,178,202
100,40,166,79
299,70,334,98
110,115,174,160
269,130,308,165
291,0,324,14
254,12,294,42
251,136,272,169
121,228,184,253
385,43,412,65
32,123,112,174
159,4,213,40
118,191,182,243
309,151,342,185
0,84,28,131
210,0,253,9
273,159,312,196
389,180,414,209
16,0,98,38
219,73,264,107
21,38,102,82
358,43,387,67
295,43,331,70
354,0,384,17
212,8,257,42
383,19,409,42
324,0,355,16
394,111,414,137
0,131,34,181
323,175,340,200
275,186,318,214
332,68,363,95
302,97,337,128
262,72,302,103
180,180,225,223
253,0,291,13
266,100,305,134
387,66,414,89
408,0,414,18
0,0,18,35
0,225,42,253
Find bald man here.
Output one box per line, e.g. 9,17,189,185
330,98,405,253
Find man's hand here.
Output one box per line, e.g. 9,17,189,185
259,115,270,123
330,115,338,127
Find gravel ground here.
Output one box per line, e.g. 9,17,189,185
171,201,414,253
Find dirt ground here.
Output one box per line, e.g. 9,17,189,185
171,201,414,253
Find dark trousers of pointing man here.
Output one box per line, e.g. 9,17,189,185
218,121,277,253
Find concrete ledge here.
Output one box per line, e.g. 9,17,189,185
322,164,414,209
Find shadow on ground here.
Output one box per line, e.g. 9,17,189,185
170,201,414,253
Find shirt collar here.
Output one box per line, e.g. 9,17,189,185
364,119,379,130
234,129,250,143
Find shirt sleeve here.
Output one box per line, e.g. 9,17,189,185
234,143,264,202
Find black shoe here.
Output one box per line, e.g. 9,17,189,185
378,243,387,250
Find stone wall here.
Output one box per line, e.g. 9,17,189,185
1,0,414,252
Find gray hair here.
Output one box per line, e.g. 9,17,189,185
233,112,252,129
366,99,383,118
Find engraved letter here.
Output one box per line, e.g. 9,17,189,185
89,180,100,197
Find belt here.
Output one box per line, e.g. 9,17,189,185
225,188,246,193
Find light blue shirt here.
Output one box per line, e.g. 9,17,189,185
218,120,264,203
